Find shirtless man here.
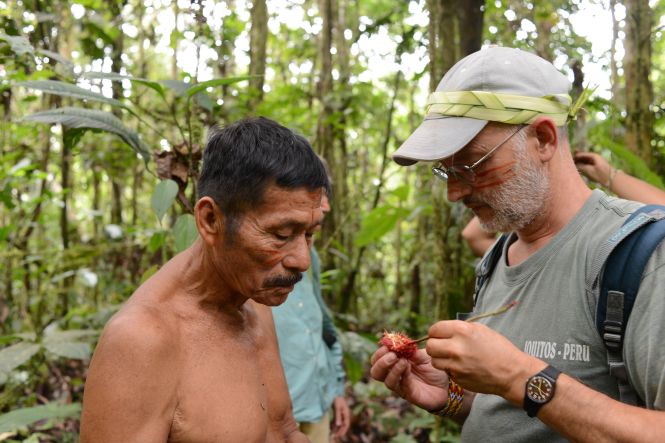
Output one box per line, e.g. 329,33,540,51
80,117,329,443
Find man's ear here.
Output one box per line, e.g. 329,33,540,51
194,196,224,246
530,117,559,162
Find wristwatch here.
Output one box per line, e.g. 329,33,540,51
523,365,562,417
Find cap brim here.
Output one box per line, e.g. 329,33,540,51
392,116,489,166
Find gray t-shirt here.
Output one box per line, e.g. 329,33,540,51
461,190,665,442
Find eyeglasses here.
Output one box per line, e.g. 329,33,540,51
432,125,527,184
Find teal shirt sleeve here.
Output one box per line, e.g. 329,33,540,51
310,250,346,398
272,248,346,423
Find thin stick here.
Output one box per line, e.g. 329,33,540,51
411,300,518,344
465,300,518,323
412,335,430,344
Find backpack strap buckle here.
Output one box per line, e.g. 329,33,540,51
602,290,625,349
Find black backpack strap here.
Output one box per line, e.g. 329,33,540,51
473,233,510,306
597,204,665,405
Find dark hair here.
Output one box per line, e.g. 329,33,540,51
197,117,330,235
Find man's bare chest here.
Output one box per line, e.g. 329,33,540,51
167,331,272,442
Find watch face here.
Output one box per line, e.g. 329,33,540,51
526,375,554,404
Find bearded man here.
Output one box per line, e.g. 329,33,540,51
370,47,665,441
80,117,329,442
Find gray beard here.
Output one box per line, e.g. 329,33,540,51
477,150,550,233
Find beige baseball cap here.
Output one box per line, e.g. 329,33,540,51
392,46,572,166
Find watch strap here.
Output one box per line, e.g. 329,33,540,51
541,365,562,381
524,365,562,418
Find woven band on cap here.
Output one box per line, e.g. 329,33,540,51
426,90,573,126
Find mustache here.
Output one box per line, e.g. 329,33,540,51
264,273,302,288
463,198,484,206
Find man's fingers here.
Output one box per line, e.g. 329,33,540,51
428,319,467,339
332,401,351,438
369,350,397,381
383,358,408,393
370,345,390,365
409,348,431,365
339,406,351,435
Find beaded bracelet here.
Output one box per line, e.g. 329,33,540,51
429,380,465,418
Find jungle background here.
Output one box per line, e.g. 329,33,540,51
1,0,664,441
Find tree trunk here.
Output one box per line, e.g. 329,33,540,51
316,0,334,161
248,0,268,110
570,60,587,152
321,0,353,309
92,167,101,239
426,0,444,90
215,0,237,123
422,0,485,320
532,3,555,62
60,133,71,250
171,1,179,80
623,0,654,166
109,1,128,225
458,0,484,56
339,71,402,313
407,262,421,335
316,0,340,305
609,0,622,106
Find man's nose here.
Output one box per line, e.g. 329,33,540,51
447,181,472,202
283,235,311,272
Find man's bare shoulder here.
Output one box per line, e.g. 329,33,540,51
81,299,180,442
98,301,179,358
86,301,182,390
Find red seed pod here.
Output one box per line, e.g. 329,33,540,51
379,330,418,359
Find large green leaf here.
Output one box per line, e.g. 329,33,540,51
354,205,410,247
183,76,253,98
35,50,74,70
0,33,34,56
151,179,179,224
148,231,167,253
194,93,213,112
17,80,127,108
41,328,97,360
390,184,411,202
160,79,190,96
0,342,40,384
605,143,664,188
173,214,198,252
63,127,91,151
22,107,150,161
161,77,252,111
84,20,117,46
80,71,166,99
0,403,81,434
161,80,211,109
43,341,91,360
43,329,99,342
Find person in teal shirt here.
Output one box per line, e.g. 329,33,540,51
273,193,350,442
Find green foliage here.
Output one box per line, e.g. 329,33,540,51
355,204,411,247
0,343,40,385
151,179,179,224
22,107,150,161
17,80,127,109
0,403,81,435
80,72,167,99
587,108,665,188
0,329,98,385
0,33,34,56
340,331,378,384
183,76,255,98
173,214,198,252
2,0,665,441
